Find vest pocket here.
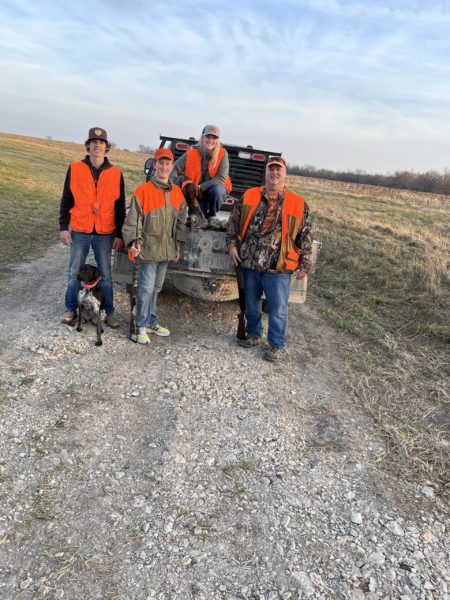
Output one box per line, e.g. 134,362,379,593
70,210,91,233
285,239,300,271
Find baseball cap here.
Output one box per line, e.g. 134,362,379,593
154,148,174,161
86,127,108,143
266,156,287,168
202,125,220,137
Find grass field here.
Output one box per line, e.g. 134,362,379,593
1,133,448,493
289,177,449,492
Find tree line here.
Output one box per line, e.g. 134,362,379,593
287,164,450,196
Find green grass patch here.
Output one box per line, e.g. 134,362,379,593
298,188,450,345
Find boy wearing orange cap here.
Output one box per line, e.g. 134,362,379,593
122,148,187,344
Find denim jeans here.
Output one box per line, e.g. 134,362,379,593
136,261,169,328
242,268,292,349
200,184,227,218
65,231,114,315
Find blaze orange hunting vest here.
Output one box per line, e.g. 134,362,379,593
184,147,232,193
133,181,185,214
238,187,305,272
69,161,121,234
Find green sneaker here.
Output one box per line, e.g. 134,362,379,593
147,325,170,337
131,333,150,345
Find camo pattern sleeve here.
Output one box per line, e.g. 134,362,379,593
295,202,313,274
225,198,242,250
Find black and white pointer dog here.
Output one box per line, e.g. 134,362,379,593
76,264,104,346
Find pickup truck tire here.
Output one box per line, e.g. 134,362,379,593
171,273,239,302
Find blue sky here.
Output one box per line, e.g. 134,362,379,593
1,0,449,173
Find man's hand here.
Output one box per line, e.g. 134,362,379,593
295,269,307,280
228,245,241,266
113,237,124,252
175,246,181,262
60,230,72,246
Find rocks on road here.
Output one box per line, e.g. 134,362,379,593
0,244,448,600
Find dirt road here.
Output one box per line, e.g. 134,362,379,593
0,245,448,600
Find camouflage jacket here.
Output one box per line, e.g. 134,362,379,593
226,188,313,273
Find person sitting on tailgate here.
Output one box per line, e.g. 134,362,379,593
171,124,231,229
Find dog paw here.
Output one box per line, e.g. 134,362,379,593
76,326,82,332
95,340,103,346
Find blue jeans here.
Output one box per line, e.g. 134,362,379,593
242,268,292,349
65,231,114,315
136,261,168,328
200,184,227,218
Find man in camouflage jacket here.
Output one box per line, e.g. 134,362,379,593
226,156,313,362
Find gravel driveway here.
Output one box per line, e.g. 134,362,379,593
0,244,448,600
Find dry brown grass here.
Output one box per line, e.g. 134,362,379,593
290,179,450,495
54,543,112,581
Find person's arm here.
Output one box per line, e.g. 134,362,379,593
113,174,126,251
122,194,143,250
59,167,74,245
114,174,126,237
199,149,229,192
295,202,313,277
226,198,242,265
59,167,74,231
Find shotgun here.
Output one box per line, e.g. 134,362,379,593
128,209,142,340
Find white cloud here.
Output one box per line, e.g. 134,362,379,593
0,0,450,172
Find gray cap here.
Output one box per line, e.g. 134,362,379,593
202,124,220,137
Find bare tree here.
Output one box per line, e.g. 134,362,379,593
137,145,153,154
287,164,450,195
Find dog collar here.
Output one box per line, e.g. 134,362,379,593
83,276,101,290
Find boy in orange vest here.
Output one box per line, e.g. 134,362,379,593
59,127,125,327
122,149,187,345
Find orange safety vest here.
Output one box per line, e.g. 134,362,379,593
238,187,305,272
69,161,122,234
133,181,185,215
184,147,232,193
127,181,185,262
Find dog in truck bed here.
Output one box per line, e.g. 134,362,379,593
76,263,104,346
182,181,206,229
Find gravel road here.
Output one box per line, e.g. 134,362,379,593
0,244,448,600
